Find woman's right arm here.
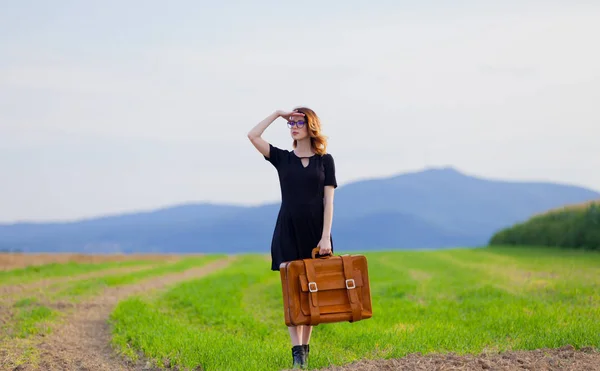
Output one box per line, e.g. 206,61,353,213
247,110,303,158
247,111,281,158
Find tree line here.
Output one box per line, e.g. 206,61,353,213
489,202,600,251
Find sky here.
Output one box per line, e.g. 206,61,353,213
1,1,599,223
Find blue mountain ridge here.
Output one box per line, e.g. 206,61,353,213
1,167,598,254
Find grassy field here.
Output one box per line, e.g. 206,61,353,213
108,247,600,370
1,247,599,370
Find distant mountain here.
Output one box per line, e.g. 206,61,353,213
1,167,598,254
333,167,600,239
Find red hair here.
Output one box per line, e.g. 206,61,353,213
292,107,328,155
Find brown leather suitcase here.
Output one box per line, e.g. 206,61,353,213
279,247,373,326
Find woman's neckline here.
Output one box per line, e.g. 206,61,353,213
292,150,316,158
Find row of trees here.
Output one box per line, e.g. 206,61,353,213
489,202,600,251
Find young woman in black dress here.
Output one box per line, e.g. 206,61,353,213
247,107,337,369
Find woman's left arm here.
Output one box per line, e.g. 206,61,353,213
319,185,335,255
319,153,337,255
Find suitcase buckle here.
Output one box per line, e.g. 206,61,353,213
308,282,318,292
345,279,356,289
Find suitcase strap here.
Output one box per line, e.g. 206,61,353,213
341,255,362,322
304,259,320,324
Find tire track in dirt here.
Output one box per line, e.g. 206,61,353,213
14,255,237,371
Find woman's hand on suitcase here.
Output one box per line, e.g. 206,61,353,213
318,237,332,256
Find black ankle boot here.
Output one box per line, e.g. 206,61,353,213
302,344,310,365
291,345,305,369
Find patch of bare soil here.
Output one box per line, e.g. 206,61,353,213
7,256,236,371
0,253,192,270
313,345,600,371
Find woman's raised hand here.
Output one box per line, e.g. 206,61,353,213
276,110,305,120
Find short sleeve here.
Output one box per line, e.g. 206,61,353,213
324,153,337,188
264,143,287,169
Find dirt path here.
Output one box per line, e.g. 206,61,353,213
312,345,600,371
14,256,236,371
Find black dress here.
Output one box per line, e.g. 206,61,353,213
264,143,338,271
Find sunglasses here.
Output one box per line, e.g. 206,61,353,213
287,120,306,129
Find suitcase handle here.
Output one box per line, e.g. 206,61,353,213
311,247,332,259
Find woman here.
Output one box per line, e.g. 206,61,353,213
247,107,337,369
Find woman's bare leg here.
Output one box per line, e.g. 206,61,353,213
301,325,312,344
288,326,302,346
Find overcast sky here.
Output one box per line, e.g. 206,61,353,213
1,1,599,223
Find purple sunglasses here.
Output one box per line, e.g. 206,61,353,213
287,120,306,129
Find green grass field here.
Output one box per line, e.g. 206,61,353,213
108,247,600,371
1,247,598,370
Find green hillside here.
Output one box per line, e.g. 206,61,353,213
489,201,600,251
